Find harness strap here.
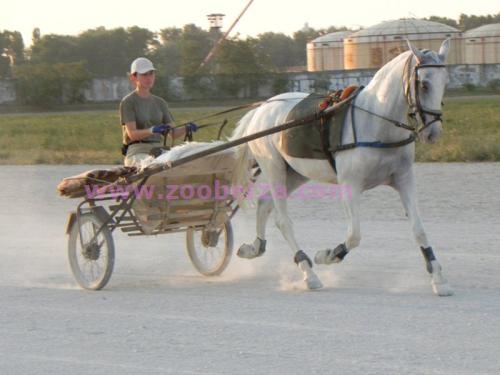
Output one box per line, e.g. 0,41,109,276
335,134,416,151
319,116,338,173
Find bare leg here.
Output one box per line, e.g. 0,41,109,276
393,169,453,296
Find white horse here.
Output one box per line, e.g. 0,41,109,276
230,39,454,296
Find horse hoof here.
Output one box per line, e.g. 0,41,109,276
238,243,265,259
305,274,323,290
314,250,341,265
315,244,348,265
237,243,256,259
432,281,454,297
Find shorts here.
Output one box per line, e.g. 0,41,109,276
124,153,151,167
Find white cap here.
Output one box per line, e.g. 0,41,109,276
130,57,155,75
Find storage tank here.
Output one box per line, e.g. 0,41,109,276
464,23,500,64
307,31,352,71
344,19,462,70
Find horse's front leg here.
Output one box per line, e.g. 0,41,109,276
315,185,361,264
393,169,453,296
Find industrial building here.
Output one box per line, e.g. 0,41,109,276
343,19,462,69
307,31,352,71
307,19,500,72
464,23,500,64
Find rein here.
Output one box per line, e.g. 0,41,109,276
348,54,445,146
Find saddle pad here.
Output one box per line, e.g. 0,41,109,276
280,93,353,159
280,94,327,159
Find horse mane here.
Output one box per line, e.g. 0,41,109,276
365,49,443,92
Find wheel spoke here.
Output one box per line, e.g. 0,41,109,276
68,213,114,290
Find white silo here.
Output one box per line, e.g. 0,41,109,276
307,31,352,71
464,23,500,64
344,19,463,70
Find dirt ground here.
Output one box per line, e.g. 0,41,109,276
0,163,499,374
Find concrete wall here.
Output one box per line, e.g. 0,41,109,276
84,77,132,101
0,80,16,104
288,64,500,94
446,64,500,87
1,64,499,104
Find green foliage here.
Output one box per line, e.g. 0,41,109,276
458,12,500,31
1,97,498,164
179,24,213,77
425,16,459,28
252,32,299,70
416,97,500,161
272,74,291,94
463,83,476,92
2,14,500,105
29,34,79,64
13,62,90,107
151,72,173,100
151,27,183,76
0,30,26,77
487,79,500,92
30,27,155,77
0,56,10,78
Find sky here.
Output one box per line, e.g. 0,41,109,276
2,0,499,46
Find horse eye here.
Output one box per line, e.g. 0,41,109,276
421,81,430,91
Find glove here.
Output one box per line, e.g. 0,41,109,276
185,122,198,132
151,124,171,134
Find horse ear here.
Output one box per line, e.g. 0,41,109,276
406,39,425,63
438,38,451,63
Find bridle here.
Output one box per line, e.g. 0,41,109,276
352,53,446,137
403,53,446,134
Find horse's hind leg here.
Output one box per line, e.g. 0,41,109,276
393,169,453,296
241,158,322,290
237,168,308,259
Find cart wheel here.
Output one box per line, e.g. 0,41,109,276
186,221,233,276
68,212,115,290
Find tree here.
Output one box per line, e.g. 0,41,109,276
77,27,155,77
151,27,183,76
32,28,41,45
0,30,25,77
213,38,266,97
13,61,90,106
30,34,79,64
459,13,500,31
252,32,297,71
179,24,212,76
29,27,155,77
425,16,458,28
292,27,321,66
3,31,25,65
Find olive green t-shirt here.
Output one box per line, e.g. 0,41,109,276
119,91,174,146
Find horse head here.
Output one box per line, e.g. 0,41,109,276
405,39,450,144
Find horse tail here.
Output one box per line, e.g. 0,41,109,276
229,109,257,206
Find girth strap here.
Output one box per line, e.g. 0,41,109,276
335,134,416,151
